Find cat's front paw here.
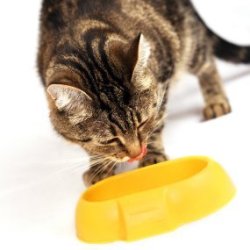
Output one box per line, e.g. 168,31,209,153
83,163,116,187
139,152,168,167
203,101,231,120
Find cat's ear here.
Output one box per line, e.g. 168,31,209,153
128,34,151,89
47,84,93,114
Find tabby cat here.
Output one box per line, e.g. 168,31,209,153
38,0,250,186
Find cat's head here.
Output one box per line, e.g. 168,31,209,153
46,34,165,163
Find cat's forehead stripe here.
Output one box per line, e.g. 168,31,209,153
82,28,123,85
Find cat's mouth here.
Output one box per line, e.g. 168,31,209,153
109,145,148,163
107,156,130,163
128,145,147,163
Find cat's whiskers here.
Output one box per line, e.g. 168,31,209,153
89,157,110,168
47,156,105,176
51,156,110,178
41,156,90,166
89,156,104,162
88,159,112,184
90,154,105,159
88,158,120,185
106,161,117,177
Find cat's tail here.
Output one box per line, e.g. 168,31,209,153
190,0,250,64
208,28,250,64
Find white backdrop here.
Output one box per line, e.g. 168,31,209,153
0,1,250,250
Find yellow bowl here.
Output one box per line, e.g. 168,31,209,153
76,156,236,243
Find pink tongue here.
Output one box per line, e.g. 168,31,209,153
128,145,147,163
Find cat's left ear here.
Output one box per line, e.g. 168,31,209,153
128,33,151,89
47,84,93,116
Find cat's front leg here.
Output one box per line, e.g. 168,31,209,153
139,122,168,167
83,160,117,187
197,58,231,120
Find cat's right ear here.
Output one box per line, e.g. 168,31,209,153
47,84,93,115
127,34,152,90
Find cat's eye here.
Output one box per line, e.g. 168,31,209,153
99,138,121,145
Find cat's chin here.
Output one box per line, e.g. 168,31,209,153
108,156,130,163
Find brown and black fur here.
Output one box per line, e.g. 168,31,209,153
38,0,250,186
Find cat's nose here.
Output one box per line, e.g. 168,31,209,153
128,144,147,163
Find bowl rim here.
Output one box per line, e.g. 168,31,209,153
82,156,213,203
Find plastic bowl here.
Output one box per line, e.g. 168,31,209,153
76,156,236,243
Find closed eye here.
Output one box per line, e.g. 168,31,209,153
99,138,121,145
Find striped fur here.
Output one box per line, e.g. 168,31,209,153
38,0,250,185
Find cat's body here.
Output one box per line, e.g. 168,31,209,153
38,0,250,186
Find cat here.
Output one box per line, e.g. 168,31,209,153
38,0,250,186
